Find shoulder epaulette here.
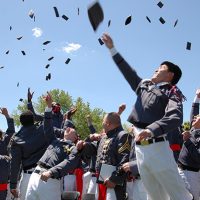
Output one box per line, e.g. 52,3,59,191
168,85,187,102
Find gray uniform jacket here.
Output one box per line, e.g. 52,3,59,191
0,117,15,184
178,129,200,169
178,102,200,169
113,53,183,137
10,111,54,189
190,102,199,123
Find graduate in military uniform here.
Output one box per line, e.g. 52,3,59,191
178,89,200,200
9,92,55,199
102,33,193,200
0,108,15,200
84,112,132,200
122,127,147,200
25,92,83,200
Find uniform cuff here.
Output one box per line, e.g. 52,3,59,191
146,123,163,138
45,107,52,112
194,96,200,103
145,128,154,137
110,47,118,56
184,139,193,148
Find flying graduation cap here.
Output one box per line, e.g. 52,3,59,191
17,36,23,40
28,10,35,19
43,41,51,45
65,58,71,64
0,66,4,69
53,7,59,17
21,50,26,55
88,1,104,31
48,56,54,61
125,15,132,25
46,73,51,80
146,16,151,23
62,15,69,21
98,38,104,45
186,42,191,50
159,17,165,24
108,20,111,27
157,1,164,8
174,19,178,27
45,64,50,69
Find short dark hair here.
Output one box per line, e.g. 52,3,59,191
20,111,34,126
106,112,121,126
161,61,182,85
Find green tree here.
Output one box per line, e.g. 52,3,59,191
12,89,105,138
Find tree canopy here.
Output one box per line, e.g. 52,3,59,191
12,89,105,139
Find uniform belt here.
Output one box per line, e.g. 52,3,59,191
37,161,51,170
0,183,8,191
136,136,167,146
34,167,61,180
66,171,74,175
178,162,200,172
23,167,35,174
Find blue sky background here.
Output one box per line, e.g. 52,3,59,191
0,0,199,130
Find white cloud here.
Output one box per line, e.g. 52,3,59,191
32,27,43,38
62,43,81,53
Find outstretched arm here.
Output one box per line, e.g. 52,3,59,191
102,33,142,92
117,104,126,115
190,88,200,123
0,107,15,145
27,88,44,122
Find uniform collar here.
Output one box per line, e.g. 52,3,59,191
152,82,170,87
106,125,123,137
62,139,74,145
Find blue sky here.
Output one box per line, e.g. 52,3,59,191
0,0,199,130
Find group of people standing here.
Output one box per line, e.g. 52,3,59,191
0,33,199,200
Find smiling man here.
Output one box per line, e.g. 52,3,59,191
102,33,193,200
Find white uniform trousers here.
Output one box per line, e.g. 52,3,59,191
63,174,76,191
17,169,35,200
82,171,92,195
25,167,62,200
179,168,200,200
87,176,97,194
127,179,147,200
135,141,193,200
95,185,116,200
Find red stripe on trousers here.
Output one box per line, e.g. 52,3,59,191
75,168,84,200
0,184,7,191
98,184,107,200
170,144,181,151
